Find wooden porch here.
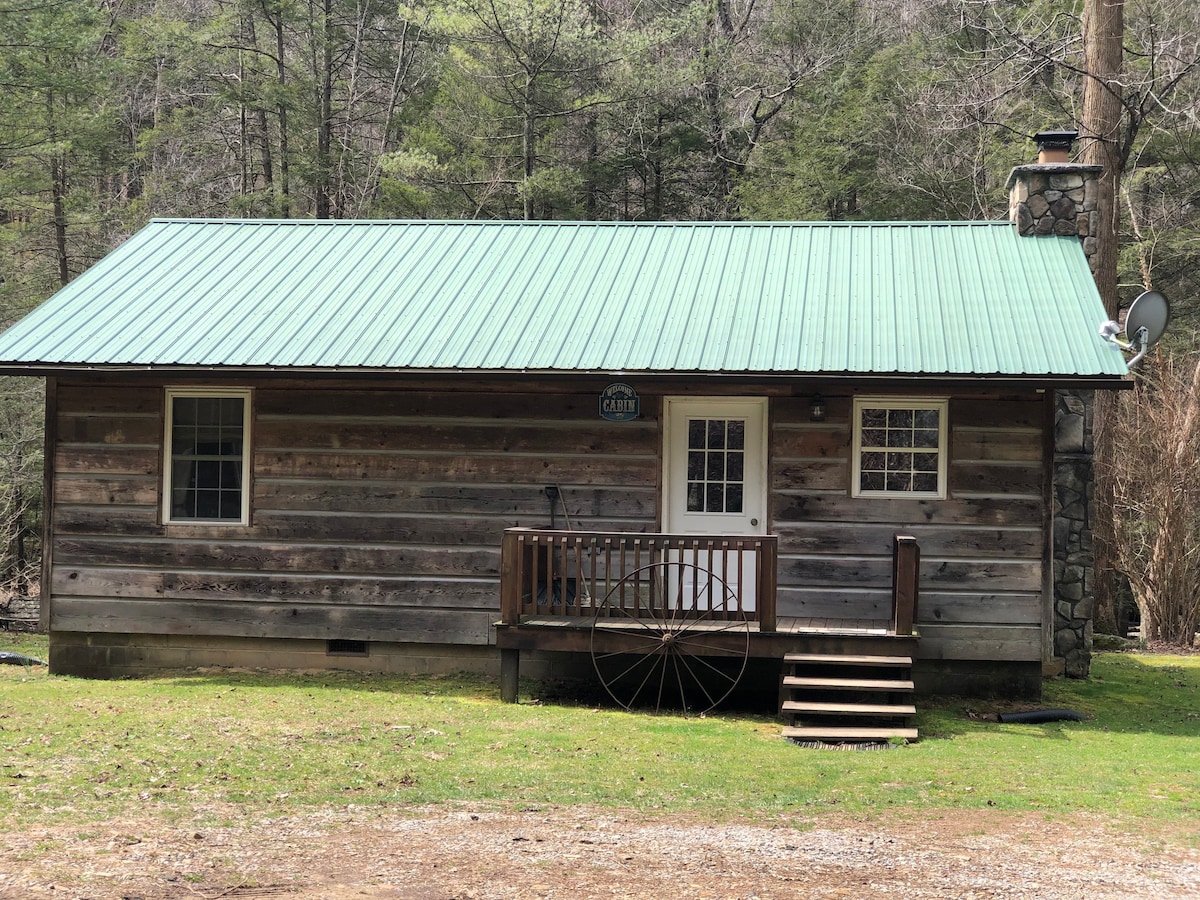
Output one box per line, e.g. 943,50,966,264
495,528,921,742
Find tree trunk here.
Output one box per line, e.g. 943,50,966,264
271,8,291,217
1081,0,1125,636
239,31,250,198
314,0,334,219
523,75,536,221
1081,0,1124,317
243,16,275,196
47,87,69,287
51,156,68,287
584,111,598,221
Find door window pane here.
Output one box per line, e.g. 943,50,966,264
685,417,748,513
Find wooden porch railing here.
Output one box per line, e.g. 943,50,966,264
891,534,920,636
499,528,778,633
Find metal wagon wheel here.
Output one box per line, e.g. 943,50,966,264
590,559,751,714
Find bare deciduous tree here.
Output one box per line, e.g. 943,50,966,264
1107,350,1200,648
0,378,43,628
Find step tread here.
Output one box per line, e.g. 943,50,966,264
783,653,913,667
783,726,919,741
782,700,917,716
782,676,915,691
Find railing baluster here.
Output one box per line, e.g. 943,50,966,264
719,539,730,619
633,539,642,613
578,536,588,611
618,539,627,616
601,537,611,615
543,535,554,615
585,535,595,614
558,536,568,615
735,539,744,619
499,528,779,630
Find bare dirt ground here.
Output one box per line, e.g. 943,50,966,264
3,805,1198,900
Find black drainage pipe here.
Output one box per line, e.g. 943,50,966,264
997,709,1084,724
0,651,45,666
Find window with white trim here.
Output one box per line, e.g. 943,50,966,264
163,389,252,524
852,397,948,498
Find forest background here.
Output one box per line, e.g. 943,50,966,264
0,0,1198,643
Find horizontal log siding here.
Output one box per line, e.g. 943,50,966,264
770,395,1045,661
50,381,660,645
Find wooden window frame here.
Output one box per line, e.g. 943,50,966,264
851,396,948,500
162,387,253,526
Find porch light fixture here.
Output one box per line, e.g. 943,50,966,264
809,394,826,422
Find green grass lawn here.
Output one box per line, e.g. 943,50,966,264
2,632,1197,841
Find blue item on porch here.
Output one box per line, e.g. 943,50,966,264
535,577,576,607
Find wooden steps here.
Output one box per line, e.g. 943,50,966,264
779,652,918,745
783,653,911,667
782,676,914,692
782,700,917,716
783,726,920,741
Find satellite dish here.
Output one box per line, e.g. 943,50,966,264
1098,290,1170,367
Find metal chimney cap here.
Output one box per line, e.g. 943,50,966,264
1034,130,1079,152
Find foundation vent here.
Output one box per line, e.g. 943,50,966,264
327,639,369,657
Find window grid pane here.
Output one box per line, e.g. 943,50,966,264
685,417,746,513
858,404,942,496
170,395,245,521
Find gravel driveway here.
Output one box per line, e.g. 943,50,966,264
4,805,1199,899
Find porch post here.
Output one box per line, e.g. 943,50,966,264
891,534,920,636
757,536,777,633
499,528,524,702
499,648,520,703
500,528,523,625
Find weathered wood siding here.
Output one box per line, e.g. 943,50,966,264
50,378,1048,666
50,379,660,645
771,394,1046,662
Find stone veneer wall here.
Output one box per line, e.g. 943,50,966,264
1053,391,1095,677
1009,161,1104,678
1008,164,1102,261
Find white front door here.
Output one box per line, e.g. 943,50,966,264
664,398,768,612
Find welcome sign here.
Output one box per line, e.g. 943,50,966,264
599,383,640,422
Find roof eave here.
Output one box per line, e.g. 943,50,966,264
0,362,1133,390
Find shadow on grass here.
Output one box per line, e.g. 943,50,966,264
917,652,1200,740
11,636,1197,742
154,668,501,698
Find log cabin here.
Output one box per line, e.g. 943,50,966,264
0,133,1128,738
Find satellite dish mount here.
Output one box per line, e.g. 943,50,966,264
1099,290,1169,368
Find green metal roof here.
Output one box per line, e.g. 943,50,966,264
0,218,1127,380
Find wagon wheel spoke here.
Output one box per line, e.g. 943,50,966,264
591,629,670,659
670,638,747,659
603,643,665,687
592,559,749,715
670,618,752,648
670,650,720,712
630,650,669,711
605,599,673,632
671,646,744,683
670,614,748,640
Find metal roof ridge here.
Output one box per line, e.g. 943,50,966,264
146,217,1019,228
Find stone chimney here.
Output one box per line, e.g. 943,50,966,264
1007,130,1104,275
1008,130,1105,681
